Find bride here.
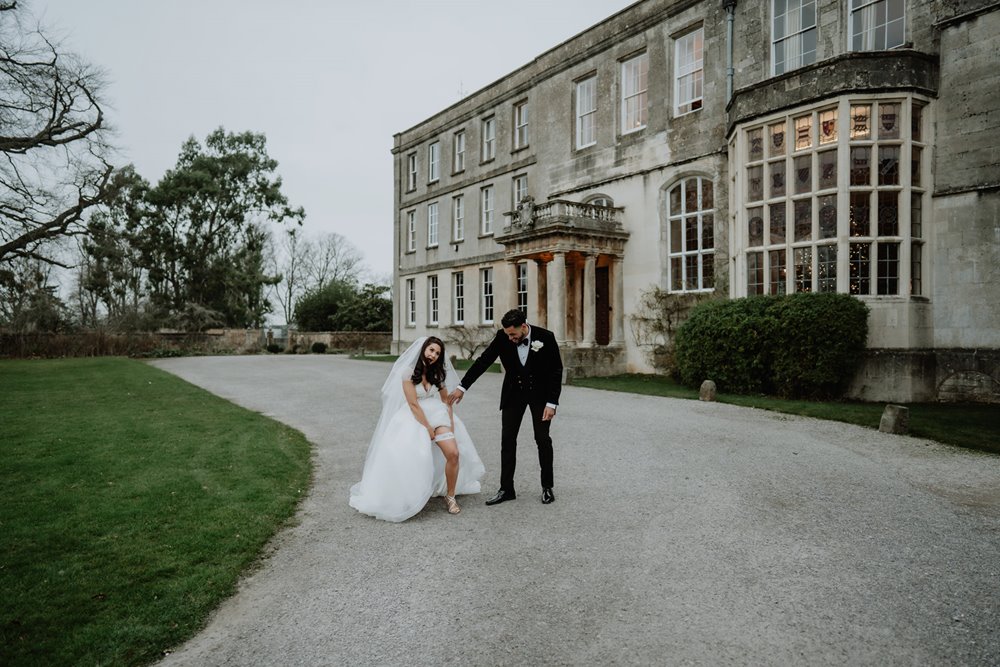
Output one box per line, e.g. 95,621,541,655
349,336,485,522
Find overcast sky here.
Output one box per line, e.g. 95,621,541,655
32,0,636,279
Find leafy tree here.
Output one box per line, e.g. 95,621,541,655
0,257,73,332
76,166,153,329
128,128,302,328
0,3,113,268
330,283,392,332
293,280,356,331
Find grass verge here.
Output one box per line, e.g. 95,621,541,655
571,374,1000,455
0,358,312,665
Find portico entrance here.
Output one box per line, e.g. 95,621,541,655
497,199,629,378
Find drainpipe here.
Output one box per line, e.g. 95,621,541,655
723,0,737,103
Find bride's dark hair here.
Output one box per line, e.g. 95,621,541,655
411,336,447,389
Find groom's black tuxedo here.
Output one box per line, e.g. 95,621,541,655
459,324,563,493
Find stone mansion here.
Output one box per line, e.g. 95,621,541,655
391,0,999,403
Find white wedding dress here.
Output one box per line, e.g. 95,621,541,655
349,341,485,522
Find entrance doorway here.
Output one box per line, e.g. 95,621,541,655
596,266,610,345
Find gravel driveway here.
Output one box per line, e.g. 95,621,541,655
151,354,1000,666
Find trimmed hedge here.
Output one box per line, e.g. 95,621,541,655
674,293,869,399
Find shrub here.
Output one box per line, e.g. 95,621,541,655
311,341,328,354
768,293,870,398
265,343,283,354
674,293,868,399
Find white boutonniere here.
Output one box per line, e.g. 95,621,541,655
530,340,544,353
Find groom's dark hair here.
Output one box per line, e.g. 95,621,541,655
501,309,526,329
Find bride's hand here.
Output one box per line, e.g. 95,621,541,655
427,427,436,441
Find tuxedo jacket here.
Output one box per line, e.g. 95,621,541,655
459,324,563,411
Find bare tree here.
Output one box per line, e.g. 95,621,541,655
0,2,113,268
268,227,314,325
304,232,364,288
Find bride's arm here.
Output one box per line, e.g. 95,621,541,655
403,379,435,441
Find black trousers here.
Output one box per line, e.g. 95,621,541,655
499,393,554,492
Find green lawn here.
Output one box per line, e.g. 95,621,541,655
0,358,312,666
572,374,1000,455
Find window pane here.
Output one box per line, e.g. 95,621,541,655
850,105,871,139
748,207,764,246
911,104,923,141
814,149,836,189
770,203,786,244
794,199,812,241
911,193,922,238
685,179,699,211
794,247,812,292
878,145,900,186
747,251,764,295
851,147,871,185
879,103,901,139
795,115,812,150
911,146,921,187
770,122,786,156
670,218,682,252
685,217,699,251
794,155,811,193
748,128,764,161
819,108,838,144
878,191,898,236
911,242,922,296
671,257,683,290
702,180,714,209
769,249,787,295
748,165,764,201
817,244,837,292
702,214,715,250
850,192,871,236
669,185,682,214
877,242,900,294
818,195,837,238
703,254,714,289
685,255,699,290
849,242,871,294
770,160,787,197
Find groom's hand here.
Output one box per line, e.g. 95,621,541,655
542,406,556,422
448,389,464,405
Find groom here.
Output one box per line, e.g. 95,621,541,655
449,308,563,505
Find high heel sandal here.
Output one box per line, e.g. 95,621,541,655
445,496,461,514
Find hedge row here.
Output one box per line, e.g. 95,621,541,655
674,293,869,399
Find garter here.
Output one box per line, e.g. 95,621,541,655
433,431,455,442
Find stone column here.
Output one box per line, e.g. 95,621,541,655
502,260,519,317
527,260,541,324
581,254,597,347
612,255,625,345
536,259,548,328
547,251,567,341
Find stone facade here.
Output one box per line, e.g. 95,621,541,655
391,0,1000,403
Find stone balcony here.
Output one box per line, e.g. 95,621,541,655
498,198,628,246
497,199,630,263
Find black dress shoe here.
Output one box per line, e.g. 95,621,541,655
485,489,515,506
541,488,555,504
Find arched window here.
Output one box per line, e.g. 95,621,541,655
666,176,715,292
585,195,614,208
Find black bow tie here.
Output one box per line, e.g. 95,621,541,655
518,338,530,347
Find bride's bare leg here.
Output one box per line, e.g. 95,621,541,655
433,427,460,498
